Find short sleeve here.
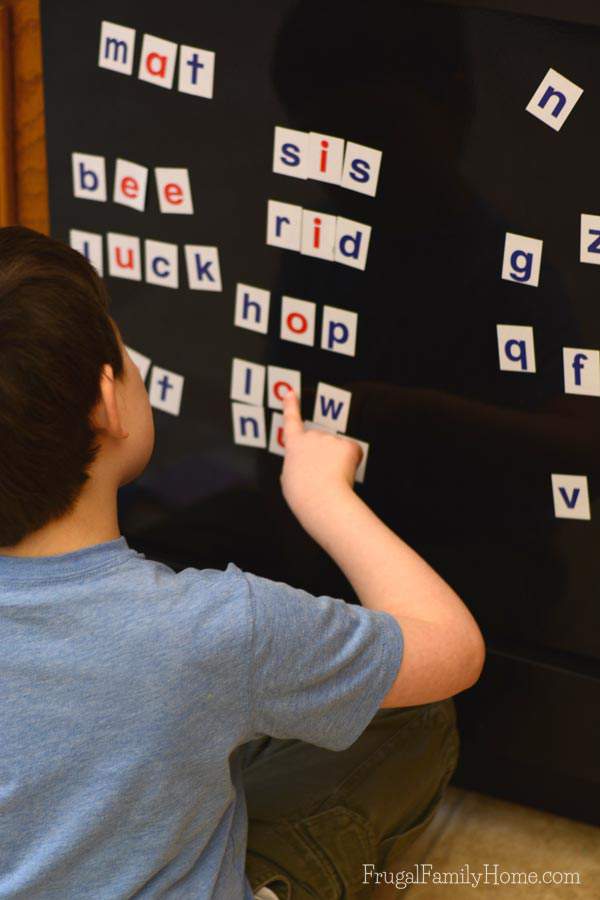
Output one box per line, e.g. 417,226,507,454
237,566,404,751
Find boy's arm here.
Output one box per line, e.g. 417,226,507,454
280,389,486,708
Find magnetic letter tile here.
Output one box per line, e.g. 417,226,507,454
551,474,590,520
232,402,267,448
526,68,583,132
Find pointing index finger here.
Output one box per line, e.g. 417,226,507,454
282,388,304,441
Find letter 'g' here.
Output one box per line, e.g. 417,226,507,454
509,250,533,282
501,232,543,287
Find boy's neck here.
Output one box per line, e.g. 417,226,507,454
0,479,121,558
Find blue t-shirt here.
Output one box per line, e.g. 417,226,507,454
0,536,403,898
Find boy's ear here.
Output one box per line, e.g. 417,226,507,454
91,364,129,439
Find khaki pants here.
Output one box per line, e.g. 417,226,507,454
242,698,459,899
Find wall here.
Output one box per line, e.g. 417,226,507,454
38,0,600,824
4,0,48,231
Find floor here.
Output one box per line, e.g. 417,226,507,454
373,786,600,898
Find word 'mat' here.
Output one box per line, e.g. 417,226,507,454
70,230,222,292
267,200,371,271
234,283,358,357
98,20,215,99
551,474,591,520
126,346,184,416
273,126,382,197
525,68,583,132
72,153,193,214
501,231,543,287
231,402,369,482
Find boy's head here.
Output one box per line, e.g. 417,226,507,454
0,226,154,548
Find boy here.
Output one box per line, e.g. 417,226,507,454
0,226,485,899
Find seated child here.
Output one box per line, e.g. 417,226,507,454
0,226,484,898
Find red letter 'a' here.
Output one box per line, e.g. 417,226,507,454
146,52,167,78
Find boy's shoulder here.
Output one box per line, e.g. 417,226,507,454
136,552,244,588
130,552,250,611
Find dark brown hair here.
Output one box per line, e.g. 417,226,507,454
0,226,124,546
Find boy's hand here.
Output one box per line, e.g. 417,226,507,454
279,389,363,519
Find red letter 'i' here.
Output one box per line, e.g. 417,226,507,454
319,140,329,173
313,217,321,249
